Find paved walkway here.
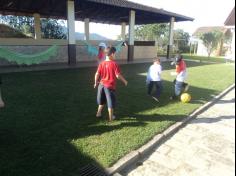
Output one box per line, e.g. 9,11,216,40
121,89,235,176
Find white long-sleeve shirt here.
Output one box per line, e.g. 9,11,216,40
147,64,162,82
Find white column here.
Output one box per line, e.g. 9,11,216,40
67,0,76,65
33,13,41,40
169,17,175,46
167,17,175,59
121,22,126,41
67,0,76,45
128,10,135,45
128,10,135,62
84,18,90,41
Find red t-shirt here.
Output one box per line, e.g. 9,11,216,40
97,60,121,90
98,52,106,61
176,60,186,74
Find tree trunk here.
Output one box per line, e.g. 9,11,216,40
208,52,211,58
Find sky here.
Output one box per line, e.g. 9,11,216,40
75,0,235,39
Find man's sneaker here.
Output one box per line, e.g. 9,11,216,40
152,96,159,102
112,115,116,120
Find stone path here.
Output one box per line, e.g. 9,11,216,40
122,89,235,176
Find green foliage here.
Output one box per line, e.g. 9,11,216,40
135,24,169,41
117,33,129,41
198,30,224,57
41,18,66,39
0,15,66,39
224,30,233,44
134,24,191,55
0,15,34,37
135,24,169,55
174,29,190,53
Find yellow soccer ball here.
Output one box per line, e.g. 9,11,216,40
180,93,191,103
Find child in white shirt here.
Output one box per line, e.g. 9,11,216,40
146,58,162,102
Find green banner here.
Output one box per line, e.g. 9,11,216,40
0,45,58,65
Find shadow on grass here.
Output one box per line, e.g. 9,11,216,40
0,128,98,176
0,62,229,176
0,112,188,176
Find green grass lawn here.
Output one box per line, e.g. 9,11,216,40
182,54,229,63
0,60,235,176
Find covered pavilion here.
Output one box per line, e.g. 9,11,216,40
0,0,194,66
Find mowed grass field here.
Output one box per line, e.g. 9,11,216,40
0,59,235,176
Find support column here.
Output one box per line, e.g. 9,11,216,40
121,22,126,41
167,17,175,59
128,10,135,62
33,13,41,40
84,18,90,41
67,0,76,65
194,42,197,55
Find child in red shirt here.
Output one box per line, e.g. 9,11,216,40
170,54,189,100
97,42,107,64
94,47,128,121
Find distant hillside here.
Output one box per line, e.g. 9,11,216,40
75,32,110,40
62,26,110,40
0,24,31,38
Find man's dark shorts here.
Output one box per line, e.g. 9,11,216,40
97,84,116,108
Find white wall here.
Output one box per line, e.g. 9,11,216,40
197,40,208,56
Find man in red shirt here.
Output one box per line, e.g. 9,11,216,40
94,47,128,121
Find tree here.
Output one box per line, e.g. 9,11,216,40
0,15,34,36
173,29,190,53
198,30,224,57
41,18,66,39
134,24,191,55
135,24,169,42
134,24,169,55
0,15,66,39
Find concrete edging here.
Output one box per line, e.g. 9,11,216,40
106,83,235,175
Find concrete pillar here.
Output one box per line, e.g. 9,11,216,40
84,18,90,41
128,10,135,62
121,22,126,41
67,0,76,65
33,13,41,40
194,42,197,55
167,17,175,59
